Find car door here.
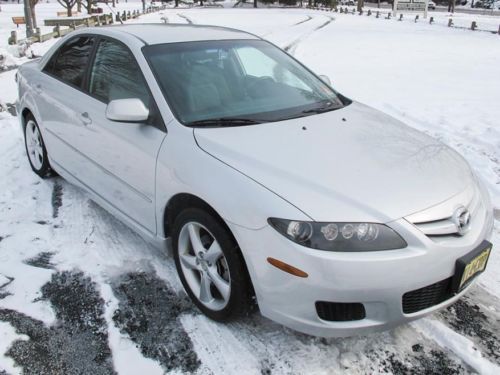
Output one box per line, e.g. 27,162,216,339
36,35,98,177
73,37,166,234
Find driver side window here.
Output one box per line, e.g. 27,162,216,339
89,39,150,109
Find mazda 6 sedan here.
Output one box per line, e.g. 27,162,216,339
17,24,494,337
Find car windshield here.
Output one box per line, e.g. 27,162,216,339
143,39,347,127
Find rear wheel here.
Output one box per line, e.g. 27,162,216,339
24,115,52,178
172,208,253,321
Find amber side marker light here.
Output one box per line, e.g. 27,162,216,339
267,257,308,278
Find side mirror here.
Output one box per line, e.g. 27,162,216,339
106,98,149,123
318,74,331,86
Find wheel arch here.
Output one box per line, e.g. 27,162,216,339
21,107,33,129
164,193,232,240
163,192,257,303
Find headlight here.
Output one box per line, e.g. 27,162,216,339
268,218,407,252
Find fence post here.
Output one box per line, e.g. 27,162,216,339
398,14,403,21
376,11,380,18
415,15,419,23
54,24,61,37
109,13,113,24
471,21,477,30
429,16,434,24
448,18,453,27
35,27,41,42
367,9,371,16
8,30,17,45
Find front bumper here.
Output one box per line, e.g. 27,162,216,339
229,205,494,337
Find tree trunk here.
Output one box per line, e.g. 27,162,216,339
23,0,34,38
68,6,73,17
254,0,257,7
175,0,179,7
142,0,145,11
87,1,92,14
448,0,455,12
357,0,363,12
112,0,116,7
31,5,37,29
77,0,81,12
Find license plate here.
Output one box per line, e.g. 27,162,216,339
452,241,492,292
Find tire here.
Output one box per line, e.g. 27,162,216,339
172,208,254,321
24,114,53,178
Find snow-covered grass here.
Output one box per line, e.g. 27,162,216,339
0,5,500,374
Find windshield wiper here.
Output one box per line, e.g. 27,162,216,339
186,118,263,127
301,101,342,115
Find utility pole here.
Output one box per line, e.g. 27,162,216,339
23,0,34,38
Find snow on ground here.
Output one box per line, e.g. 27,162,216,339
0,4,499,374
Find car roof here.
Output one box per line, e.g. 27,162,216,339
98,24,260,45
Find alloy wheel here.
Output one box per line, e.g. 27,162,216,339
25,120,44,171
177,221,231,311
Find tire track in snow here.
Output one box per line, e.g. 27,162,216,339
283,16,334,55
293,15,312,26
177,13,194,24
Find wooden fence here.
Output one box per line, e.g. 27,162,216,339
8,5,167,45
308,5,500,35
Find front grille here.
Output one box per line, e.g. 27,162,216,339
402,277,453,314
315,301,366,322
405,183,482,240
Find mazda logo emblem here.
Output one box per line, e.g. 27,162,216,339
452,206,471,236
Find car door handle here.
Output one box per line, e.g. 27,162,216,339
34,83,42,94
80,112,92,126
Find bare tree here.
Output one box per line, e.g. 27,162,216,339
30,0,39,29
254,0,257,7
448,0,455,12
58,0,78,16
357,0,364,12
23,0,34,37
82,0,93,14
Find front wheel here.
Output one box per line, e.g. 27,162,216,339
172,208,254,321
24,115,52,178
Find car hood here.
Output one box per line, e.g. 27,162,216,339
194,102,474,222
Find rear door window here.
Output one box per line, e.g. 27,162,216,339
45,36,95,88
